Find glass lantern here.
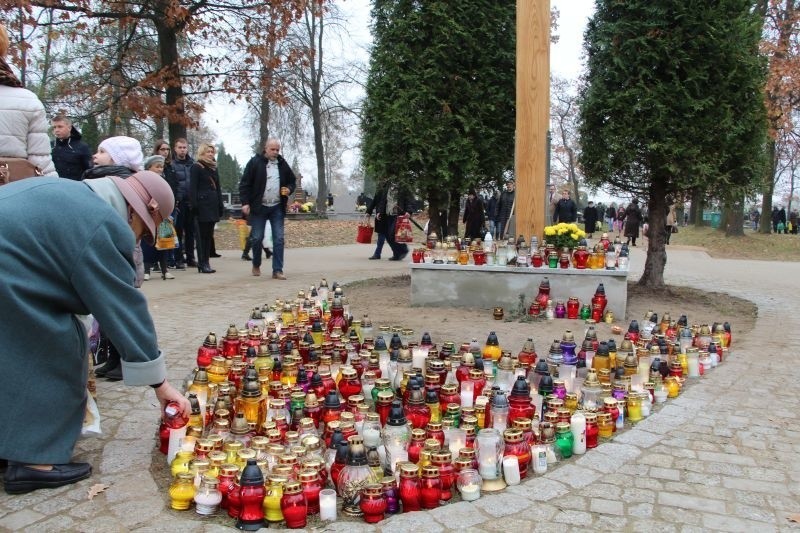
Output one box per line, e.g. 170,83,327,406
475,428,506,492
337,435,379,516
456,468,482,501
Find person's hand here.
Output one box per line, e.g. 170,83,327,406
154,381,191,418
280,186,290,197
242,204,250,217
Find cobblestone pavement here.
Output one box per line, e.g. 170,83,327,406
1,245,799,532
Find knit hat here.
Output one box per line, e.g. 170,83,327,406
99,136,143,171
110,170,175,245
143,155,165,170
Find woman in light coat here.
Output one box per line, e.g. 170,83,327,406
665,204,677,245
0,24,56,177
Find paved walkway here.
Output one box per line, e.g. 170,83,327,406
1,245,798,532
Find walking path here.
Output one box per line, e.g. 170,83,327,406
1,245,798,532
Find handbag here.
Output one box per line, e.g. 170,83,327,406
394,214,414,243
155,219,178,250
0,157,43,185
356,216,374,244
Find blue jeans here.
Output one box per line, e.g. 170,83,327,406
373,232,386,258
249,203,286,273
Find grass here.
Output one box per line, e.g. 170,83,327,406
669,225,800,261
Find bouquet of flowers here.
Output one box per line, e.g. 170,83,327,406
543,222,586,249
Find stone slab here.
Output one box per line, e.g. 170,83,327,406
410,263,628,318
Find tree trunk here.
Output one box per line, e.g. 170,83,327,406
759,138,776,234
691,190,706,226
448,187,460,237
719,192,744,237
688,188,699,226
36,9,54,101
154,19,187,142
258,86,271,149
638,179,668,289
426,187,446,239
312,95,327,215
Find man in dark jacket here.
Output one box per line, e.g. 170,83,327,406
495,180,515,239
50,115,92,180
171,138,195,268
771,206,780,233
239,138,296,279
485,191,498,236
583,200,599,238
365,183,409,261
553,189,578,224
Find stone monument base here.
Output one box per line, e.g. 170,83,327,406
409,263,628,319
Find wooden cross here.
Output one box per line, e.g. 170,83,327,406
515,0,550,240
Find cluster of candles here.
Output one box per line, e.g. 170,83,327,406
411,232,629,270
523,279,614,323
159,280,732,529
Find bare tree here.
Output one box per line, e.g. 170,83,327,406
283,0,362,214
551,76,583,205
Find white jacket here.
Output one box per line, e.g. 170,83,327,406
0,85,57,176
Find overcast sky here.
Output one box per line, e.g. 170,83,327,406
204,0,596,190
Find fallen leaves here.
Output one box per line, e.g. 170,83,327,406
787,513,800,523
87,483,109,500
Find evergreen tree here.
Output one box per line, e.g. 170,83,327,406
579,0,767,287
216,144,242,194
361,0,515,234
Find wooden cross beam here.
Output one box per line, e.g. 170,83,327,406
515,0,550,240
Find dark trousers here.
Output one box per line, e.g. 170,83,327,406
176,200,196,263
373,232,386,257
195,220,215,267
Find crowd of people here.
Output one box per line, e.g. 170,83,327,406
767,206,799,234
0,22,302,494
0,22,191,494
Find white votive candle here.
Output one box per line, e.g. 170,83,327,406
167,425,187,464
412,347,428,372
459,483,481,501
320,488,337,521
460,389,474,408
478,458,497,480
502,456,521,485
363,428,382,449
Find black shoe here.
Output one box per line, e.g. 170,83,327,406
263,247,272,259
241,253,252,261
186,259,197,268
175,262,187,270
388,251,408,261
369,255,381,260
210,253,222,258
93,354,120,377
104,365,123,381
4,463,92,494
199,264,216,274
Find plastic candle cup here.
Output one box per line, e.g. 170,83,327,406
502,456,521,485
319,488,337,521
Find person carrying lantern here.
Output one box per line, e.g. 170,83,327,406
0,171,190,494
